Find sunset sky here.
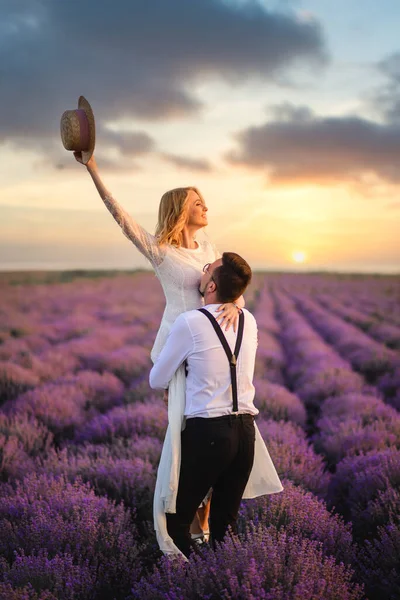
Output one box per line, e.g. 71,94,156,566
1,0,399,273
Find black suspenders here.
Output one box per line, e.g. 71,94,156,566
198,308,245,413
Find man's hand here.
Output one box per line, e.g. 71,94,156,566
163,389,169,407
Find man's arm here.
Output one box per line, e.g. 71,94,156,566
149,314,194,390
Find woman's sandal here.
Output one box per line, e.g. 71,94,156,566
190,532,205,545
190,530,210,545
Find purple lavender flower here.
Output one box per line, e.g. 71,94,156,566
356,521,400,600
257,418,330,496
19,333,52,355
253,286,281,336
254,379,307,427
272,291,365,407
0,414,54,481
377,365,400,410
292,293,398,382
295,367,365,406
0,582,53,599
4,384,88,439
125,435,162,465
0,434,32,482
131,524,364,600
0,414,53,457
75,400,167,444
63,435,162,467
42,314,97,344
0,362,39,403
369,321,400,350
57,328,128,362
125,376,162,404
316,293,400,350
0,338,31,362
80,345,151,385
31,347,81,381
0,472,142,597
37,445,156,531
54,370,125,412
0,549,96,600
254,330,286,383
239,479,355,565
314,393,400,463
327,448,400,540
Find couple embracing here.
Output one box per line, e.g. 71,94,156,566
63,97,283,560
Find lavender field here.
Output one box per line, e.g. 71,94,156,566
0,270,399,600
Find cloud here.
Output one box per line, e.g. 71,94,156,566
0,0,327,153
51,154,141,173
159,153,213,172
385,201,400,210
373,52,400,123
101,130,156,156
50,129,212,172
35,128,156,172
226,102,400,185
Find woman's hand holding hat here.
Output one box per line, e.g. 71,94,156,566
60,96,95,165
74,151,96,169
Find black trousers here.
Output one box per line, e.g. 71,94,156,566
166,414,255,557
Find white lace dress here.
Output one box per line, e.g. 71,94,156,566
102,195,284,557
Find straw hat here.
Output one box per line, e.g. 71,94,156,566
60,96,95,164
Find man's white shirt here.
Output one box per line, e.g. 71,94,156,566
149,304,259,419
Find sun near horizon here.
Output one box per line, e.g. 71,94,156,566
292,251,307,264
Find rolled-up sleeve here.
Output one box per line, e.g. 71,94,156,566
149,314,193,390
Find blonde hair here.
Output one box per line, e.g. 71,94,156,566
155,186,205,247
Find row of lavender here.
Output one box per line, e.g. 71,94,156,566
265,273,400,328
248,281,399,599
0,271,399,599
0,274,164,599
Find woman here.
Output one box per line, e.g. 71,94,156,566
74,153,284,557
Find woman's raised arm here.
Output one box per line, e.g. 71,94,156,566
75,153,164,267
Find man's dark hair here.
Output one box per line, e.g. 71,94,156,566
212,252,252,303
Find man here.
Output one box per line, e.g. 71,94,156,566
149,252,259,558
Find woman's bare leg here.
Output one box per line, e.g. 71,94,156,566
189,495,211,536
189,512,203,535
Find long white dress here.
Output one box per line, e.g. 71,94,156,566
102,195,284,557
